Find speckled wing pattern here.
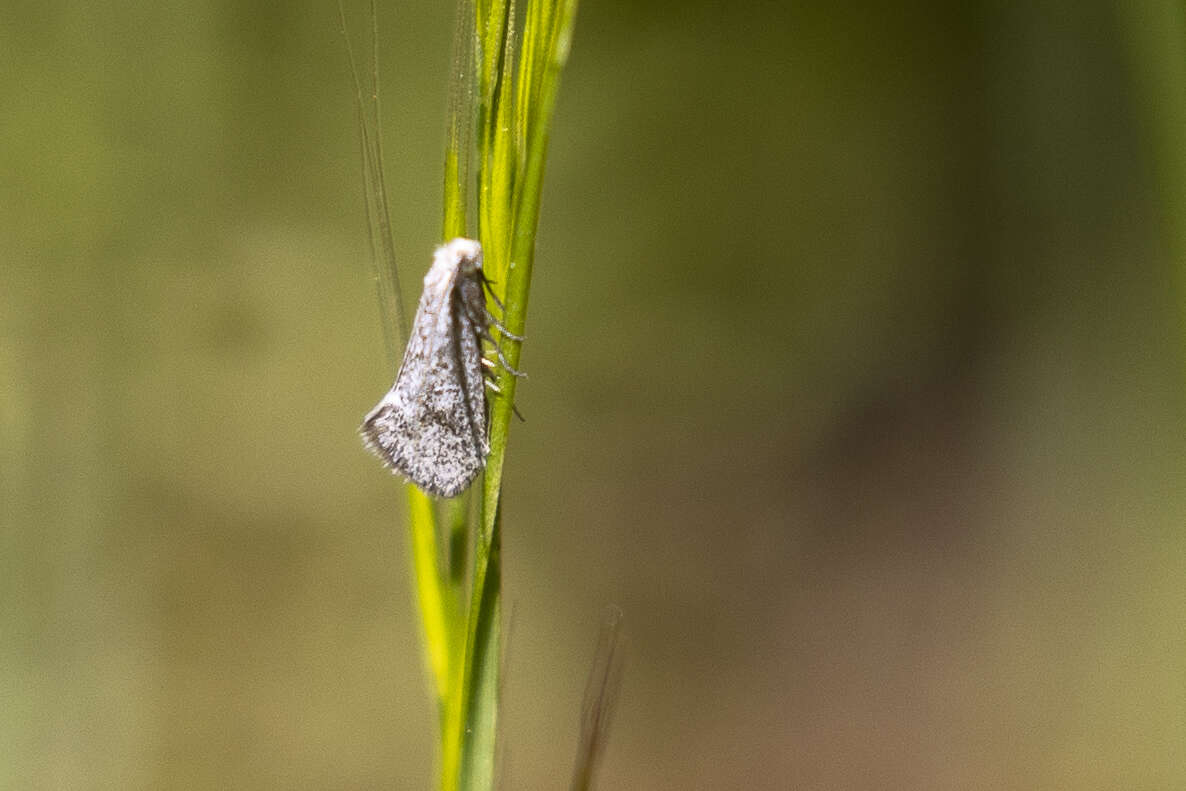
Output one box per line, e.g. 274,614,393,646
361,238,492,497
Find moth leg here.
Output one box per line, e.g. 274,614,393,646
490,316,525,342
469,304,523,343
459,291,523,343
476,280,525,339
485,345,526,377
465,309,527,378
482,364,526,421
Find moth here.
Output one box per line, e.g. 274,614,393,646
361,238,520,497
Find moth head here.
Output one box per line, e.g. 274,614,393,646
440,237,483,275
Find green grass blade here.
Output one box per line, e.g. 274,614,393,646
438,2,482,788
476,0,508,244
486,0,519,283
456,511,502,791
455,4,515,787
444,0,579,788
406,487,453,708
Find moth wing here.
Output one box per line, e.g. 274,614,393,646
361,273,489,497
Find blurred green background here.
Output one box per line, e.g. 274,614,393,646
4,0,1186,788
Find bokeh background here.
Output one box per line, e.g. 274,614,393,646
4,1,1186,788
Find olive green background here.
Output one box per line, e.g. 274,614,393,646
4,1,1185,788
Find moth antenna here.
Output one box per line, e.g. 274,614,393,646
485,287,506,313
478,269,506,309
